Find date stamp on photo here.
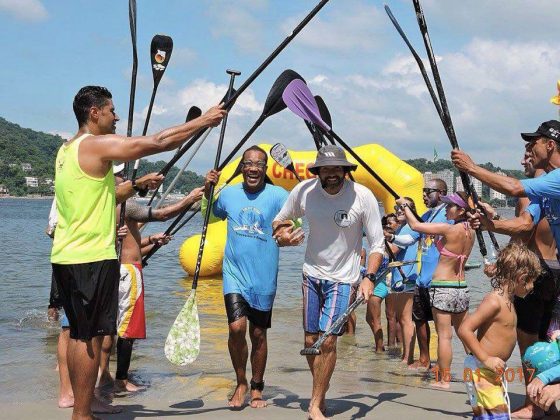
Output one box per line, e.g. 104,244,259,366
432,366,535,383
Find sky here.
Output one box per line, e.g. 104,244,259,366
1,0,559,173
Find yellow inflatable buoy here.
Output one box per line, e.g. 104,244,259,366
179,143,425,276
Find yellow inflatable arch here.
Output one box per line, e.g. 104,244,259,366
179,143,426,276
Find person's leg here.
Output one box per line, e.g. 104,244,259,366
308,335,338,420
396,293,416,364
385,294,400,347
248,323,268,408
114,337,143,392
431,308,453,389
97,335,114,389
67,336,104,420
366,296,385,352
228,316,249,407
58,329,74,408
409,287,431,369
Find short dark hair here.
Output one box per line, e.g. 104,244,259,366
73,86,112,127
242,145,268,164
430,178,448,195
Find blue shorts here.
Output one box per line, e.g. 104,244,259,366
60,313,69,329
374,280,389,299
302,273,352,336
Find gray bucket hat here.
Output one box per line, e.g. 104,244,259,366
308,145,357,175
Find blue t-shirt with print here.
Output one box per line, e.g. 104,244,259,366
403,204,450,287
392,224,419,285
212,183,289,311
521,169,560,254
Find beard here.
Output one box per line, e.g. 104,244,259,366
320,175,344,189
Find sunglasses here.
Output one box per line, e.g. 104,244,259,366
423,188,442,195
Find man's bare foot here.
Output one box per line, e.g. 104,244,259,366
91,397,122,414
309,404,329,420
511,402,545,419
249,388,267,409
114,379,144,393
58,394,74,408
408,360,431,370
375,347,385,353
228,381,248,408
429,380,450,389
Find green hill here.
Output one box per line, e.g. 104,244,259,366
0,117,204,196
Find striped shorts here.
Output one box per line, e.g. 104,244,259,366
302,273,351,336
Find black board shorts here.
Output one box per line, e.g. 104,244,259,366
52,260,120,340
224,293,272,329
514,260,560,339
412,285,433,322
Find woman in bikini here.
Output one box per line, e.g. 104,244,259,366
397,191,475,388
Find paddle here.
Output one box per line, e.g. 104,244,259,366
151,70,301,242
385,2,498,261
217,69,304,171
132,34,174,188
282,79,423,221
300,260,417,356
117,0,138,258
384,240,410,291
145,106,202,208
305,95,333,149
155,0,331,178
270,143,302,181
164,69,240,366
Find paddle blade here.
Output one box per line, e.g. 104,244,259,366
314,96,332,129
185,106,202,123
270,143,293,168
221,88,238,111
263,69,306,118
151,34,173,85
283,79,331,131
164,289,200,366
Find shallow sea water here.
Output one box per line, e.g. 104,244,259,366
0,198,517,404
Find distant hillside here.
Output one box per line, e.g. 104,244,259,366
0,117,204,196
404,157,526,180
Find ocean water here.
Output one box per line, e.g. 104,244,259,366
0,198,516,403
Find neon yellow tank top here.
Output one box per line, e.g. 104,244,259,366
51,134,117,264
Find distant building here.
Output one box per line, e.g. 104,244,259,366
424,169,455,193
25,177,38,187
21,163,32,172
0,184,8,195
490,171,507,201
455,175,483,197
43,178,53,185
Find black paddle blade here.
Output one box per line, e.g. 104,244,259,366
314,96,332,129
185,106,202,123
263,69,306,118
221,88,238,111
151,34,173,85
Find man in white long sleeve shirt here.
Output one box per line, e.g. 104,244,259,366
273,145,384,420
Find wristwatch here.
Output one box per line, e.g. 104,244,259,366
492,213,501,221
364,273,377,283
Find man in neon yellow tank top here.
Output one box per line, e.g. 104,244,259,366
51,85,226,420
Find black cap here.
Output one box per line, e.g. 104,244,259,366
521,120,560,142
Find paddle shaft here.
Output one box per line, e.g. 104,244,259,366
117,0,138,259
191,71,239,289
384,240,409,282
131,85,159,180
155,0,330,178
411,0,496,256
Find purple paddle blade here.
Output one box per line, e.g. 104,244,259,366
282,79,331,131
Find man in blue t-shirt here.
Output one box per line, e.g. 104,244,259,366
204,145,300,409
389,178,450,369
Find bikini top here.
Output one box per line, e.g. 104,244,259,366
435,221,471,279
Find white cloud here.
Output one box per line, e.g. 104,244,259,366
47,130,72,140
0,0,47,22
206,0,267,54
281,0,387,54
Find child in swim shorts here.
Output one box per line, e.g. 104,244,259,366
458,242,541,419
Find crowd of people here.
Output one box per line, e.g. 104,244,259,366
46,84,560,420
